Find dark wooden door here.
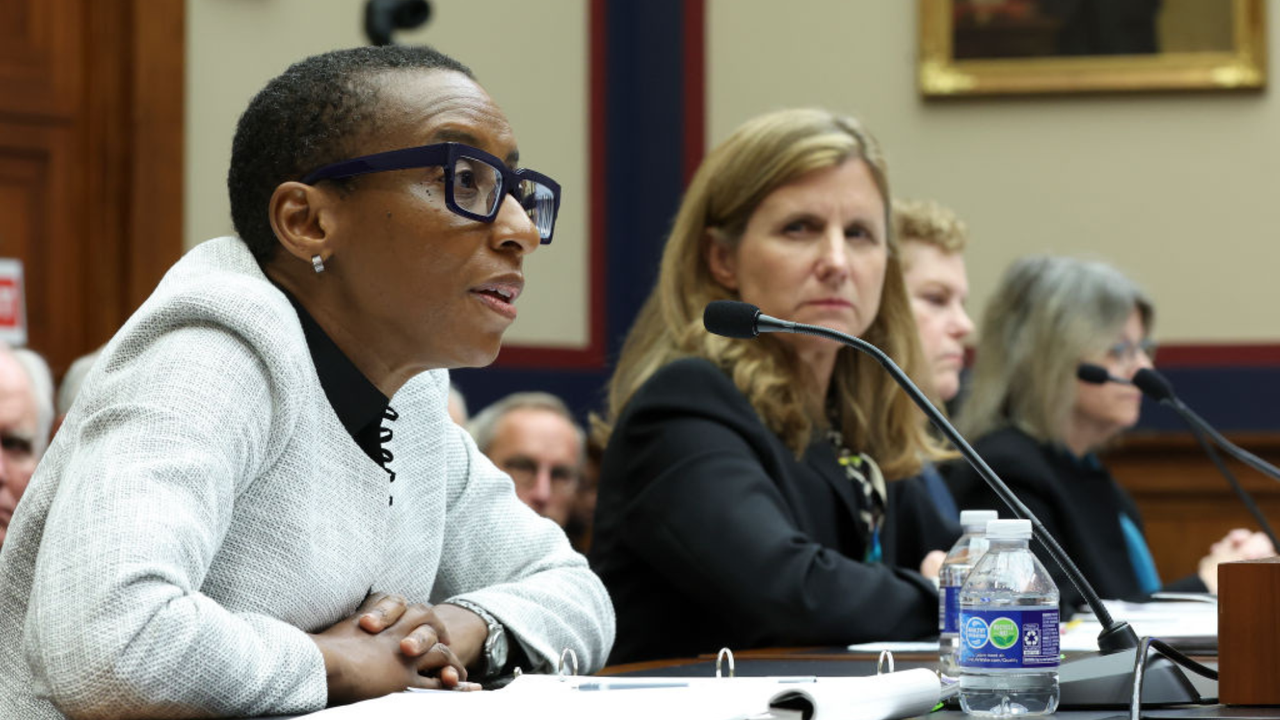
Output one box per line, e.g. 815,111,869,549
0,0,184,376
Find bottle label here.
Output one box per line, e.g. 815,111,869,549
941,586,960,634
958,607,1060,669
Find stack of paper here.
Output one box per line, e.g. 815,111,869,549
1061,597,1217,652
301,668,942,720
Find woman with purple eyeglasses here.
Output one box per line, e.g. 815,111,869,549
0,45,612,719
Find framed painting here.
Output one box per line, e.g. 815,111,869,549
919,0,1267,96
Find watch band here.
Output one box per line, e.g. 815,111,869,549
448,599,509,677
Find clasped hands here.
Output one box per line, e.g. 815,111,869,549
1199,527,1277,593
310,592,490,706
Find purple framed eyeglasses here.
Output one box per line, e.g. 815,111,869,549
300,142,561,244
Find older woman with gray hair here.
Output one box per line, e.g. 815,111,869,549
946,255,1270,611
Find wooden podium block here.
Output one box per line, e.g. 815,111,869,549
1220,557,1280,705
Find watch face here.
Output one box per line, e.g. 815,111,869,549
486,623,508,671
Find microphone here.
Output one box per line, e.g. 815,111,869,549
364,0,432,46
704,299,800,337
710,302,1132,644
1134,368,1280,481
1076,363,1133,386
1132,368,1175,403
1080,366,1280,550
706,301,1201,707
704,300,774,338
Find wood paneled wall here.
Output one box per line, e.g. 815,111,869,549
1108,433,1280,582
0,0,184,376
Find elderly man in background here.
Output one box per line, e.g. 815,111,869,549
469,392,584,528
0,345,54,548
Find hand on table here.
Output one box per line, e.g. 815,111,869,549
919,550,947,581
1210,527,1275,559
310,593,482,706
1198,528,1277,593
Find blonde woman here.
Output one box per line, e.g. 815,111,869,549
589,109,958,664
948,255,1271,610
894,199,975,519
895,199,974,406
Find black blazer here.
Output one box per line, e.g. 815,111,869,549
943,426,1205,612
590,358,959,665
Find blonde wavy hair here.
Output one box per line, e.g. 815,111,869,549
959,255,1153,444
893,199,969,262
594,108,947,480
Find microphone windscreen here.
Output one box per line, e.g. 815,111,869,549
1076,363,1112,385
703,301,761,339
1133,368,1175,401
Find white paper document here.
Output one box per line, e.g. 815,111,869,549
846,640,939,653
300,668,941,720
1061,597,1217,652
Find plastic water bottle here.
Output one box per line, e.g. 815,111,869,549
939,509,998,677
958,518,1060,717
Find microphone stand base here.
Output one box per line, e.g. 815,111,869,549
1059,649,1204,708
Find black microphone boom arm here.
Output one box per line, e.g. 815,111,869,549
702,302,1212,706
777,318,1138,651
1079,364,1280,552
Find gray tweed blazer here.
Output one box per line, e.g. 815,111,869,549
0,237,614,719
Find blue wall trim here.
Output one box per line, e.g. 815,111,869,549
454,0,693,425
1134,367,1280,432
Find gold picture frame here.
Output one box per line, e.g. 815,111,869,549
919,0,1267,97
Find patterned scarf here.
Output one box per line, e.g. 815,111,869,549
825,424,888,563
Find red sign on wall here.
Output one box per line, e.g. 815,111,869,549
0,259,28,346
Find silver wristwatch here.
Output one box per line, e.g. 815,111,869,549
450,599,508,677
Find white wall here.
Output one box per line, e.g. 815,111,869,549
708,0,1280,343
185,0,590,347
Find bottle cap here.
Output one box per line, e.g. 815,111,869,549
985,518,1032,539
959,509,998,529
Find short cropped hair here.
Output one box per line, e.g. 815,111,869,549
893,199,968,263
228,45,473,261
469,392,585,456
11,347,54,458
